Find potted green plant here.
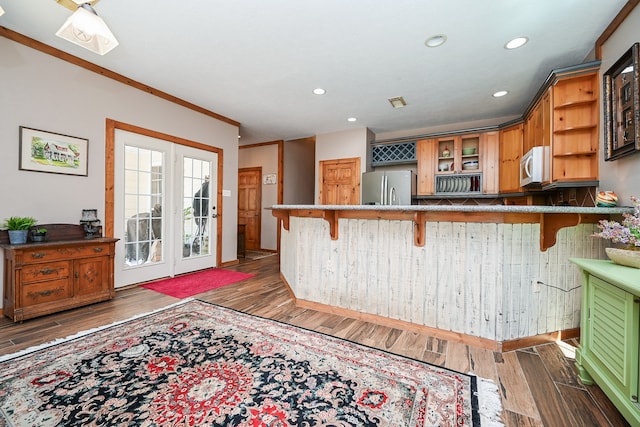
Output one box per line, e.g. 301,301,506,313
2,216,37,245
31,227,48,243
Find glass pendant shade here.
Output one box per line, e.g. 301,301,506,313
55,4,118,55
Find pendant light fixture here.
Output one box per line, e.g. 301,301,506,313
56,1,118,55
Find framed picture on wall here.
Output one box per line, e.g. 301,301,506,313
604,42,640,161
19,126,89,176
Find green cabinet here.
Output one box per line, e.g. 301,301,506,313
571,258,640,426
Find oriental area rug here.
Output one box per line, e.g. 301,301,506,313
140,268,255,298
0,300,503,426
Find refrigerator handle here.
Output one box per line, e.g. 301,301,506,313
383,176,388,205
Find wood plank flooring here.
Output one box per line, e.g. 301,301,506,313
0,256,630,426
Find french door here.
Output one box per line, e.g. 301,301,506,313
114,130,218,287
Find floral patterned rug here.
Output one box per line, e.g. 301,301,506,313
0,300,501,426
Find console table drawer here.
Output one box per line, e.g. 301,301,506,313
20,261,70,284
21,244,111,263
21,279,72,306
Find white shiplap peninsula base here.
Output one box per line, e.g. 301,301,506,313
272,205,631,351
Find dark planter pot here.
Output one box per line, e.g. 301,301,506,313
8,230,28,245
31,233,47,242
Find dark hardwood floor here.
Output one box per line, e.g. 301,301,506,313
0,254,629,426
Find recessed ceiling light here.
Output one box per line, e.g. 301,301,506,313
312,88,326,95
347,117,357,122
388,96,407,108
505,37,528,50
425,34,447,48
493,90,508,98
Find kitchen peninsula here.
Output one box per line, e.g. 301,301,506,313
272,204,632,351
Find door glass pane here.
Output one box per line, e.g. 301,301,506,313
183,157,210,258
124,146,164,266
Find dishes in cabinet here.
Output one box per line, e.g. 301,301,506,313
462,160,479,170
462,147,476,155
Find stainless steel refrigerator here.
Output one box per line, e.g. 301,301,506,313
361,170,416,205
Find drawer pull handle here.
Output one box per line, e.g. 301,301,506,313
28,288,64,299
93,247,104,253
31,253,46,259
40,268,57,275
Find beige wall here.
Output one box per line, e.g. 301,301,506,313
283,138,315,205
238,144,279,250
598,6,640,205
0,37,239,307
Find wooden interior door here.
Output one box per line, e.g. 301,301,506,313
319,158,360,205
238,167,261,250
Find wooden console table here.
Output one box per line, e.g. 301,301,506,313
1,224,118,322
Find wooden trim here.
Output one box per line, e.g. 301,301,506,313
540,213,581,252
294,297,501,351
0,26,239,128
322,210,339,240
105,119,225,267
501,328,580,353
277,141,284,253
279,272,298,303
271,207,609,250
595,0,640,59
272,209,290,231
285,271,581,353
220,259,240,267
413,211,427,246
239,140,283,149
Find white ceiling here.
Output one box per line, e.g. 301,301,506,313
0,0,629,145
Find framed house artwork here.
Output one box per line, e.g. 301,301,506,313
19,126,89,176
604,42,640,161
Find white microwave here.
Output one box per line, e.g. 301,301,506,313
520,146,549,187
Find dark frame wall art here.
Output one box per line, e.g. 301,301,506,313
19,126,89,176
604,42,640,161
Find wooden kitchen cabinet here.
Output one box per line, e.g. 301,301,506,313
551,72,599,182
523,89,551,155
416,131,498,196
499,123,524,194
521,63,599,185
2,238,117,322
416,138,436,195
571,258,640,426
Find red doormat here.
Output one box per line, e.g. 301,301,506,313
140,268,255,298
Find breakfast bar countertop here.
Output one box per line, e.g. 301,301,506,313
271,204,633,214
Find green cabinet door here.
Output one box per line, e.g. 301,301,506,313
586,275,639,400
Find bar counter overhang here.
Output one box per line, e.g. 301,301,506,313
272,204,632,351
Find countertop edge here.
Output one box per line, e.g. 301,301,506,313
271,204,633,214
